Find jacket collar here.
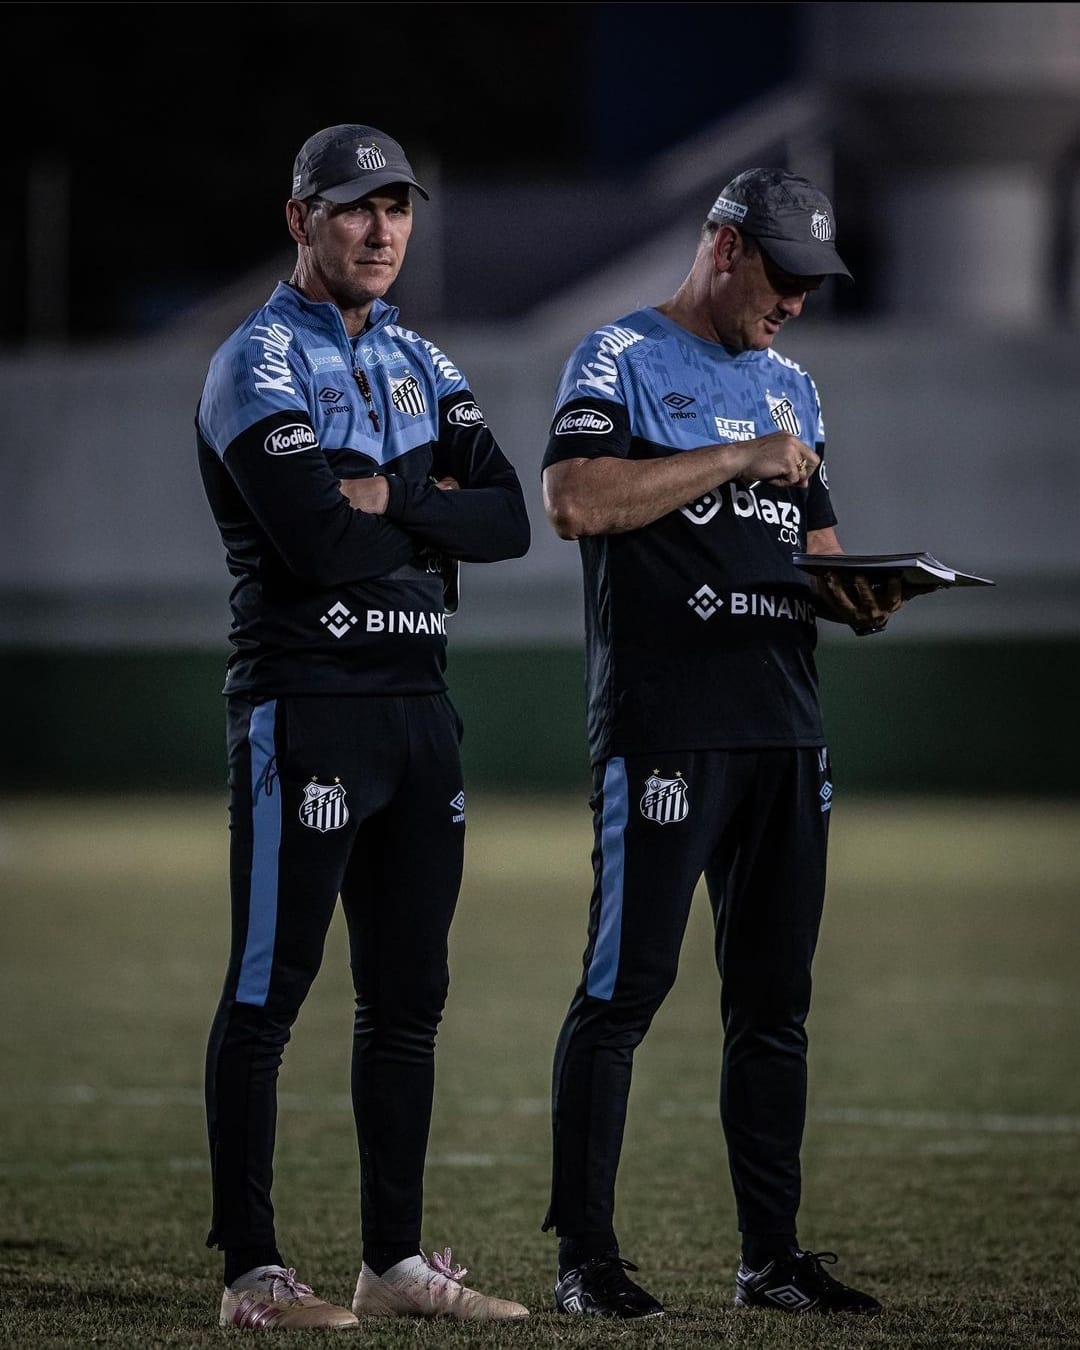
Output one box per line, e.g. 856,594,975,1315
269,282,399,341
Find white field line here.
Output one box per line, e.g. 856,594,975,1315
9,1086,1080,1135
810,1105,1080,1134
662,1102,1080,1134
0,1153,518,1177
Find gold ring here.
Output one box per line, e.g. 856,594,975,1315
797,458,807,473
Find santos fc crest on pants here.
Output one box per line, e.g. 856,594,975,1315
300,780,349,832
640,774,689,825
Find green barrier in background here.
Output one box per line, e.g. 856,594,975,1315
1,639,1075,796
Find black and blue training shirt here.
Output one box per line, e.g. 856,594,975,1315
541,306,837,764
197,282,529,698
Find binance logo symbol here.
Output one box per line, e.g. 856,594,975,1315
688,585,723,620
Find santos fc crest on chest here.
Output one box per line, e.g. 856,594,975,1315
390,371,427,417
640,773,689,825
766,391,801,436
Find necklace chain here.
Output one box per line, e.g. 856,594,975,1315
353,368,380,432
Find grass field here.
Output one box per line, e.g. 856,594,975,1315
2,792,1079,1349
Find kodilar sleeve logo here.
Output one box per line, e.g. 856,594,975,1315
554,408,614,436
264,424,318,455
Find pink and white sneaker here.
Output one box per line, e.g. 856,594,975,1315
352,1247,529,1321
220,1264,359,1330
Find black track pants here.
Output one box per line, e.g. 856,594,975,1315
545,746,831,1242
205,692,466,1252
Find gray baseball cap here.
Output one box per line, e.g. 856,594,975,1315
708,168,851,280
291,124,429,203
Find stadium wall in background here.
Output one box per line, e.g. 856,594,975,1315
1,639,1077,798
1,265,1076,802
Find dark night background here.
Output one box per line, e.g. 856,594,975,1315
3,2,798,342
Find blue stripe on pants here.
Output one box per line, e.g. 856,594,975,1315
236,700,281,1007
586,757,628,1001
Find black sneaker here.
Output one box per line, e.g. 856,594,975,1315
735,1249,881,1315
554,1254,664,1319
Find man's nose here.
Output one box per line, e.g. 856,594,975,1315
778,292,806,316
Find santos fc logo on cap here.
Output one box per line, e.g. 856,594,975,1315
810,210,833,241
355,143,387,172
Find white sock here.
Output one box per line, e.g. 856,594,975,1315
229,1263,287,1289
375,1255,425,1281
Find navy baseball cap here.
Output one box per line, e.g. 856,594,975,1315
708,168,851,280
291,124,429,203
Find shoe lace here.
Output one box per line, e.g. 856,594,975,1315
581,1254,642,1291
795,1250,842,1290
261,1267,314,1300
425,1247,468,1282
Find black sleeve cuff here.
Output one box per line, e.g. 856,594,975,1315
383,473,408,518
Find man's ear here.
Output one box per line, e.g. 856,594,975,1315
286,198,312,246
711,224,741,274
